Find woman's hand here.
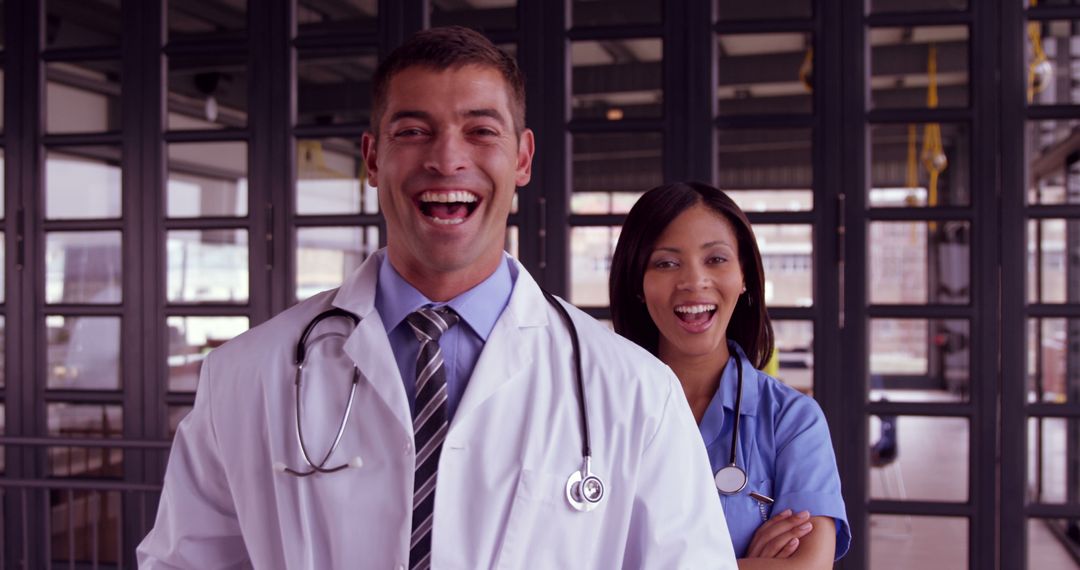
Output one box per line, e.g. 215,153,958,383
744,509,814,559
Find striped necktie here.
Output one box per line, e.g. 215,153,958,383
406,306,459,570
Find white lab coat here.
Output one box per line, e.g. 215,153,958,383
137,253,737,569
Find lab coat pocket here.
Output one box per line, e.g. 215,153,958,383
493,469,569,570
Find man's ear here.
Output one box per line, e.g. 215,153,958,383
515,128,535,187
361,131,379,187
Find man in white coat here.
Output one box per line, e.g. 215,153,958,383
138,26,737,569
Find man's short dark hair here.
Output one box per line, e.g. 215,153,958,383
371,26,526,134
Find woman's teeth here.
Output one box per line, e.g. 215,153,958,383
674,304,717,322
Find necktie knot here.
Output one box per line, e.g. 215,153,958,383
407,306,459,343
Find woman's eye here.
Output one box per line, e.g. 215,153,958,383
653,259,677,269
707,256,727,264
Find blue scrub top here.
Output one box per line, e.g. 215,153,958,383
699,341,851,559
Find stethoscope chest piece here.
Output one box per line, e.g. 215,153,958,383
566,456,605,512
715,464,748,495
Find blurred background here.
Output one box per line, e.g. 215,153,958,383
0,0,1076,568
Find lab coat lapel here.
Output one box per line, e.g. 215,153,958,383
332,252,413,437
452,259,547,424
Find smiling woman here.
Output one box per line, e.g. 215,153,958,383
609,182,850,569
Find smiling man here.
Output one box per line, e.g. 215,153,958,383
138,27,737,569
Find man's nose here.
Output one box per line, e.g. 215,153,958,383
424,133,469,175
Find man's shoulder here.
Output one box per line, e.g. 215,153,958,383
210,288,340,361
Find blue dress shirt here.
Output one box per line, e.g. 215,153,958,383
699,341,851,560
374,252,515,422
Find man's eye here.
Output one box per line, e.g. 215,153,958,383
394,128,427,137
471,127,499,136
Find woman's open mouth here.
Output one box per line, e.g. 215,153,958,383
416,190,481,225
673,303,717,332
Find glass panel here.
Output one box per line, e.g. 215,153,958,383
1028,219,1080,304
0,147,5,217
46,61,122,134
1028,417,1080,505
573,132,663,194
297,0,377,33
296,226,377,301
869,221,971,305
571,192,643,214
1027,318,1080,403
431,0,516,30
45,147,122,219
0,404,5,473
48,490,122,565
870,515,968,569
46,316,121,390
296,138,377,215
869,26,969,109
169,405,193,436
297,51,377,126
166,229,249,303
0,317,5,389
570,226,620,307
772,320,813,395
0,69,5,132
572,39,663,120
168,0,247,39
718,128,813,192
1026,120,1080,206
868,415,968,501
167,142,248,217
717,0,811,21
45,0,122,48
717,33,813,116
168,56,248,129
1028,518,1080,569
870,0,967,12
757,224,813,307
574,0,660,26
47,403,122,437
870,122,970,207
46,232,122,305
1027,20,1080,106
870,319,971,401
167,316,249,392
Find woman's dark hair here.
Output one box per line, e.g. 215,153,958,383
609,181,774,370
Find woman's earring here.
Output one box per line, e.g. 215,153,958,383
636,293,645,303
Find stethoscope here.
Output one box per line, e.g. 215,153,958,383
713,349,748,495
275,293,607,514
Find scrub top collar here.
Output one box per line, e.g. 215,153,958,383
375,250,512,342
698,340,761,448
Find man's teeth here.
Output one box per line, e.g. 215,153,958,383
675,304,717,314
430,217,465,225
419,191,478,203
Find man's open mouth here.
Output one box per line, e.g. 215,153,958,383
416,190,481,225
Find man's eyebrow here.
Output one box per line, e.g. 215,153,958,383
465,108,508,125
388,110,431,123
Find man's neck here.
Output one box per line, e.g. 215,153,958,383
386,251,503,302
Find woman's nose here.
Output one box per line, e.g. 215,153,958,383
676,264,711,290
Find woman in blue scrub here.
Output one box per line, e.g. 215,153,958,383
609,182,850,567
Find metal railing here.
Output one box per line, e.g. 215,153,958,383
0,436,171,570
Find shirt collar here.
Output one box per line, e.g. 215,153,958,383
697,340,760,447
374,252,514,341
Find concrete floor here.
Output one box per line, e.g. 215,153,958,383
867,390,1078,569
